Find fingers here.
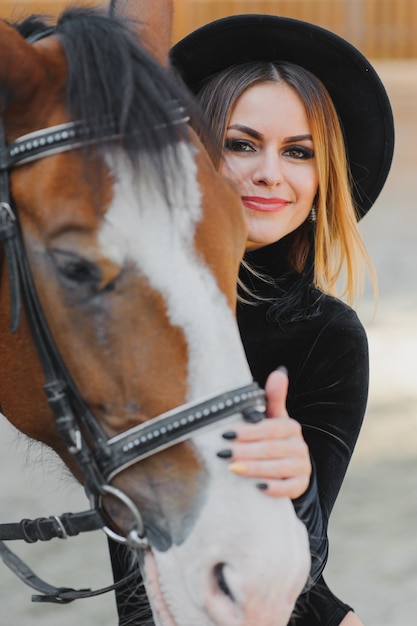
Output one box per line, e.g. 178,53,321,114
222,422,307,460
225,456,311,500
216,416,311,499
223,435,311,499
225,413,302,444
265,367,289,418
222,367,291,443
257,476,311,499
215,367,312,499
214,364,312,500
228,454,310,481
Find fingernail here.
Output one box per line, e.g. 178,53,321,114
256,482,269,491
243,409,264,423
228,462,247,475
222,431,237,440
216,449,232,459
276,365,288,376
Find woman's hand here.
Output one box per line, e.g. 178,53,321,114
217,368,312,498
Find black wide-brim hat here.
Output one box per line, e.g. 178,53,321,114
170,14,395,219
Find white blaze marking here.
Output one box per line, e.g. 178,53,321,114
100,144,251,401
101,146,310,626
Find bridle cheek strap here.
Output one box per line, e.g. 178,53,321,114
0,117,266,506
0,117,267,602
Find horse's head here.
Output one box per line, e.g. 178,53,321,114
0,7,309,625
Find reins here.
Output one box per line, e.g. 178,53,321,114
0,104,266,604
0,538,141,604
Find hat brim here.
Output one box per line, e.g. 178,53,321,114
170,14,394,218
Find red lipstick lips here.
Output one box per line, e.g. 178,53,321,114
241,196,290,212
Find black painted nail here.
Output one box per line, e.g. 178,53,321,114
216,449,233,459
256,482,269,491
243,409,264,423
222,431,237,440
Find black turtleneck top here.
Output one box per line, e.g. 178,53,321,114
109,240,369,626
239,242,369,625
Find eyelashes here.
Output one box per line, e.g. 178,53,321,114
283,146,314,160
224,138,314,160
224,139,255,153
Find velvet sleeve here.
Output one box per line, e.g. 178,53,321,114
286,306,369,522
238,298,369,587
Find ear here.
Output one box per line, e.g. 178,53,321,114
110,0,173,67
0,21,46,113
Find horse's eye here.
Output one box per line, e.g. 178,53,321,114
50,250,101,288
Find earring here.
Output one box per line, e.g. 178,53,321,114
309,204,317,223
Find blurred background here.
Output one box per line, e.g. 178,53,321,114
1,0,417,57
0,1,416,625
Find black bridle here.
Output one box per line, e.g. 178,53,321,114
0,117,265,601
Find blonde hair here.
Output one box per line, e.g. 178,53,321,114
196,61,376,304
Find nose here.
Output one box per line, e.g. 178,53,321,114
205,549,308,626
253,148,282,187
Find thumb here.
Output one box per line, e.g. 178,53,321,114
265,367,289,418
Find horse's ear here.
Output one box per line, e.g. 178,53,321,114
110,0,173,67
0,21,44,112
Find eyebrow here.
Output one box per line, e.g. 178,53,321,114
285,134,313,143
227,124,262,140
227,125,313,144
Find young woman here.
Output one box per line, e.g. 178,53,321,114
169,14,394,625
109,13,394,626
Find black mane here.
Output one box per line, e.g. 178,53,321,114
14,7,194,170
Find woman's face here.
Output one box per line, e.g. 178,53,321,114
220,80,319,250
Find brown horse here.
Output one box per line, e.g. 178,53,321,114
0,4,309,625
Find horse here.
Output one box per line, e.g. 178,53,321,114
0,4,310,625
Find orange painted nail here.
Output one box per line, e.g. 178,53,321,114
228,462,247,475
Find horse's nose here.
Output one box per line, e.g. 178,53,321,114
213,562,239,602
205,562,243,626
206,551,308,626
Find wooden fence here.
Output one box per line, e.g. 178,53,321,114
1,0,416,57
172,0,417,58
0,0,102,22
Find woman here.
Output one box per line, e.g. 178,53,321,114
168,14,394,625
109,13,394,626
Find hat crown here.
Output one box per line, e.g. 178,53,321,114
171,14,395,217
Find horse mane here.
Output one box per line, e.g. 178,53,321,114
13,7,198,183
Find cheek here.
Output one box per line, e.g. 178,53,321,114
220,157,245,189
307,165,319,202
292,167,318,208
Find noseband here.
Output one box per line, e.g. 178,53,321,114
0,108,266,597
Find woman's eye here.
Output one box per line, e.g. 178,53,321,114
284,146,314,160
224,139,255,153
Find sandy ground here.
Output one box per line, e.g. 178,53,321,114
324,59,417,624
0,60,416,625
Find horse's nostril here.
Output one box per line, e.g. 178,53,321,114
213,562,236,602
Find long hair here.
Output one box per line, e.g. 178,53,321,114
195,61,376,305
